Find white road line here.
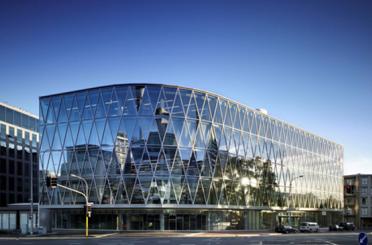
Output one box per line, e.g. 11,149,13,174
185,233,205,237
95,233,118,238
325,241,338,245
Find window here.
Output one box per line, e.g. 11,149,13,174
16,129,23,143
361,187,368,195
17,161,23,176
8,143,15,158
8,160,14,175
32,134,37,147
8,177,14,191
362,178,368,186
345,179,354,186
0,124,6,138
362,197,367,205
0,141,6,156
5,107,13,124
0,158,6,174
8,126,15,137
0,105,5,121
16,145,23,160
361,208,368,216
0,176,6,191
14,112,21,127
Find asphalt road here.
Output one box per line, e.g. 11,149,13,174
0,232,365,245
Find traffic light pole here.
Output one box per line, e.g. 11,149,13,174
56,184,89,237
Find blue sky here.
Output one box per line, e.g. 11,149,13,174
0,0,371,174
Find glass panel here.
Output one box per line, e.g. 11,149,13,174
179,89,191,115
214,99,223,124
147,86,161,111
123,87,137,116
163,119,177,146
162,87,177,112
40,98,50,123
194,92,205,117
171,117,184,144
171,91,184,117
95,92,106,119
187,94,198,119
138,87,154,116
101,87,113,115
201,96,211,121
118,118,136,144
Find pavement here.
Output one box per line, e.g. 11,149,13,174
0,230,370,244
0,233,366,245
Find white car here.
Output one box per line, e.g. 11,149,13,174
299,222,319,232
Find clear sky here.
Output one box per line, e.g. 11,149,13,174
0,0,371,175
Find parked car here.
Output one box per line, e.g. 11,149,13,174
329,224,343,231
275,225,298,234
299,222,319,232
339,222,355,231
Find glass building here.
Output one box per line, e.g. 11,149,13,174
0,102,39,233
39,84,343,231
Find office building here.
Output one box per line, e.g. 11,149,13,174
39,84,344,230
344,174,372,229
0,102,39,233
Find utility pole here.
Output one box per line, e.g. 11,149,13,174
29,136,33,235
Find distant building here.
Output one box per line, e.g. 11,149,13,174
0,102,39,233
344,174,372,229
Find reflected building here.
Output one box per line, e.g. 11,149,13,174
39,84,344,231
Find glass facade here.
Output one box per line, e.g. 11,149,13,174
0,103,39,233
39,84,343,230
0,103,39,207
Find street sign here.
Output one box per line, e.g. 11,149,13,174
359,232,368,245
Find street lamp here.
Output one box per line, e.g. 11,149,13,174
70,174,90,238
288,175,304,227
70,174,89,199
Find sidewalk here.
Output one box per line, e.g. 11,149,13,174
0,228,367,240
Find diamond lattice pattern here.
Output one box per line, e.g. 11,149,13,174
39,85,344,209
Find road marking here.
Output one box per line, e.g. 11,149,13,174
185,232,204,237
95,233,118,238
325,241,338,245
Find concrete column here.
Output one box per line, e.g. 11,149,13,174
160,212,164,231
244,211,249,230
116,213,123,231
207,212,211,231
126,213,131,231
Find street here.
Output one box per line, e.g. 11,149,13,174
0,232,364,245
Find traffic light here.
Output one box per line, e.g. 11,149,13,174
85,202,93,218
46,175,58,188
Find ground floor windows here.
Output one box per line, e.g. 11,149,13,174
48,208,342,231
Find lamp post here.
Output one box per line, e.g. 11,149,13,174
288,175,304,227
70,174,90,238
